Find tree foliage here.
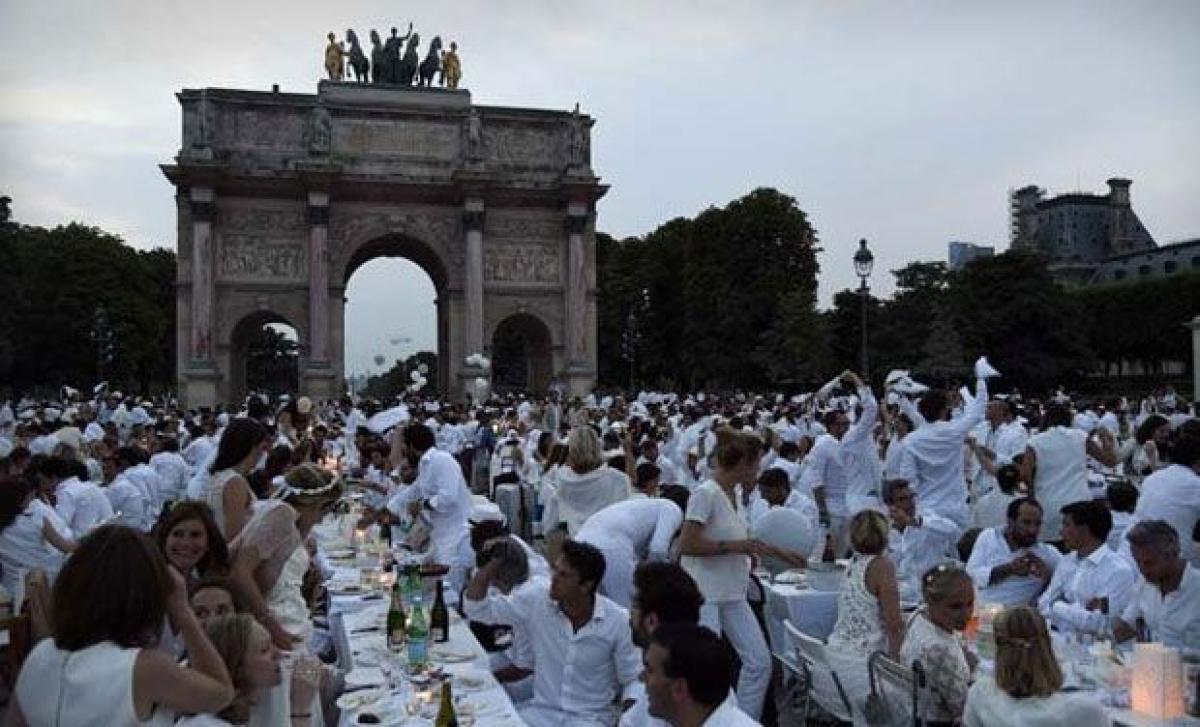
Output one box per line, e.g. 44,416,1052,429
0,205,176,397
362,351,439,402
596,188,822,390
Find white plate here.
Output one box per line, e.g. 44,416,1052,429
431,649,474,663
336,688,386,710
344,667,386,687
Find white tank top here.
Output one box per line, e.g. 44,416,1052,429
203,469,240,537
1030,427,1089,540
15,640,175,726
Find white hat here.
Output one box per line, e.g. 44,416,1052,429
296,397,313,415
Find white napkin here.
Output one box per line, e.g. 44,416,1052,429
974,356,1000,379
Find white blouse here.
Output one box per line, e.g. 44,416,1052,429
962,676,1110,727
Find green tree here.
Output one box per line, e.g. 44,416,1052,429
0,211,177,396
246,326,299,396
947,250,1092,391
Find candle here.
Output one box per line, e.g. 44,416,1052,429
1131,643,1184,719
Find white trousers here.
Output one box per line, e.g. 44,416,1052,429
699,600,770,721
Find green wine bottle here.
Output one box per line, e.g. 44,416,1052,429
386,581,407,651
434,681,458,727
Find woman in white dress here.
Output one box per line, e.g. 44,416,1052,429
1130,414,1170,482
176,613,320,727
963,606,1110,726
678,427,806,721
0,473,75,605
11,525,234,726
899,564,978,724
204,418,269,542
826,509,905,721
229,464,340,725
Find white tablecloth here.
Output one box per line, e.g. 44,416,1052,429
327,569,526,726
763,581,839,655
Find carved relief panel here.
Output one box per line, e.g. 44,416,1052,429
216,107,305,151
334,119,460,161
483,124,564,168
484,211,562,284
215,203,308,282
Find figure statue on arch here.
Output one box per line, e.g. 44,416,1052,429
441,41,462,89
324,32,345,81
397,32,421,85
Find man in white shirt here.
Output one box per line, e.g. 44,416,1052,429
898,377,988,533
1133,434,1200,567
968,399,1027,498
971,463,1020,531
1113,520,1200,651
638,439,682,488
747,468,819,530
883,479,959,603
105,446,153,531
1037,500,1136,636
149,437,190,506
966,497,1061,606
642,623,760,727
464,539,643,727
53,458,114,537
1105,480,1139,554
800,373,877,553
387,423,471,570
576,495,687,608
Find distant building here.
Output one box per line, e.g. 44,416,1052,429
948,241,995,271
1009,177,1197,286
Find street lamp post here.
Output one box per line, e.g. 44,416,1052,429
853,238,874,380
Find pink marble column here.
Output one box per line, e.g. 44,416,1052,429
565,201,590,366
463,199,485,357
189,187,215,362
307,191,330,364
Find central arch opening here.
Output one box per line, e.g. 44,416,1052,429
231,313,299,400
343,235,446,400
491,313,553,394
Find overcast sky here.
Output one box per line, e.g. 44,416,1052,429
2,1,1197,376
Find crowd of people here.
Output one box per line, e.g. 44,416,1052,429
0,362,1197,726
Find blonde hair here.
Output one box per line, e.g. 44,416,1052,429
712,427,762,470
993,606,1062,698
921,563,972,603
203,613,256,722
848,510,889,555
567,426,604,473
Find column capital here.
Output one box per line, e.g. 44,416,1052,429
564,214,588,236
189,186,215,222
463,204,486,232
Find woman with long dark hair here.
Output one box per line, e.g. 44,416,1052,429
203,419,268,542
11,525,234,725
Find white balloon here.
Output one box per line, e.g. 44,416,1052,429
751,509,818,576
479,357,491,371
410,370,421,381
474,377,488,389
417,363,429,375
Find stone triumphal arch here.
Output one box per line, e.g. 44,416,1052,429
163,82,606,406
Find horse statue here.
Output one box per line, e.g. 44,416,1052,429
369,30,386,83
397,32,420,85
345,29,369,83
418,36,443,87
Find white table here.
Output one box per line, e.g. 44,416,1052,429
763,581,839,655
315,529,527,726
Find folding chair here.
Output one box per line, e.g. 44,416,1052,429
784,618,854,723
866,650,928,727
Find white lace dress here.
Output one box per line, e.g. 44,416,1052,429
826,554,885,725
